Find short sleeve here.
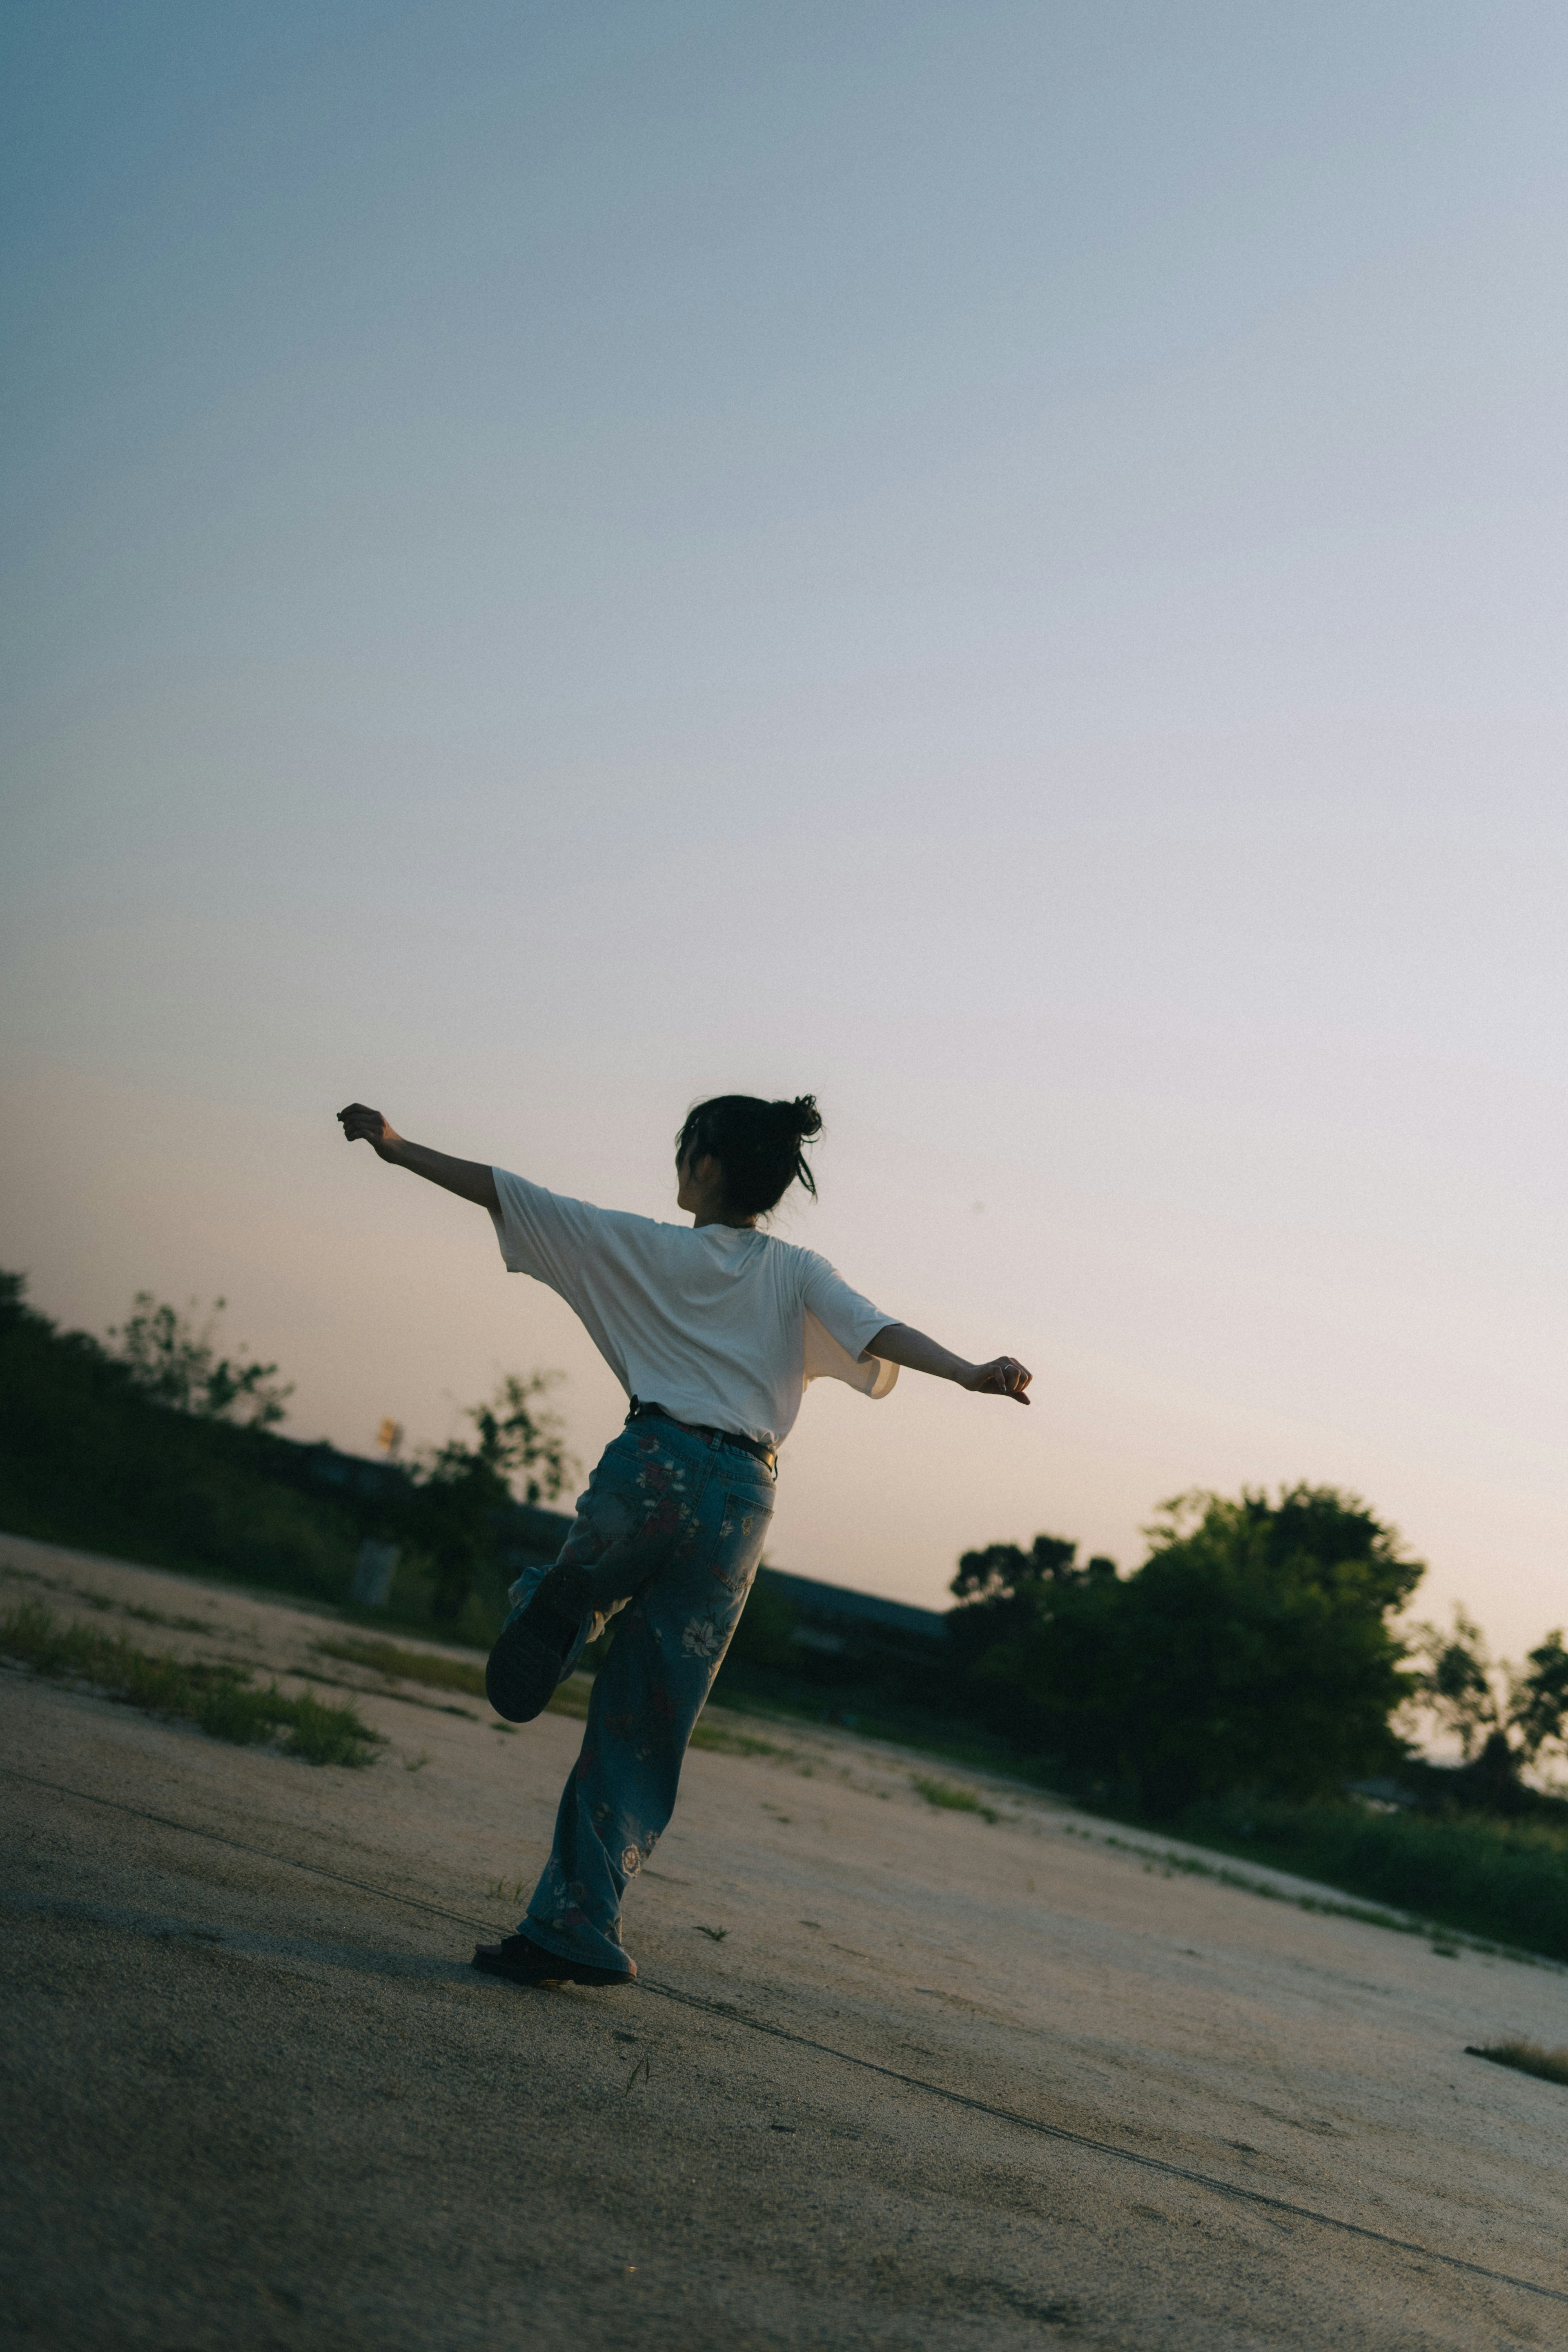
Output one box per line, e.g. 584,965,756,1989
489,1167,600,1293
799,1257,899,1401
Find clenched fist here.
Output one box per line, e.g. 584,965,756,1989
337,1103,404,1160
964,1356,1032,1404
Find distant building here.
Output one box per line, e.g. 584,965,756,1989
755,1565,943,1654
290,1437,944,1645
489,1500,945,1653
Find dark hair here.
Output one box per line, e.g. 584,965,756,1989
676,1094,823,1220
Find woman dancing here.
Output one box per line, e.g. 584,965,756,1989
337,1093,1030,1989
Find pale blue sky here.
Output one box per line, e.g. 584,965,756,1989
4,3,1565,1655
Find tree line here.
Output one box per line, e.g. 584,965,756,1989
933,1499,1567,1817
4,1269,1564,1822
0,1272,573,1627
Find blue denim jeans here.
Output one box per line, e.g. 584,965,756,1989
506,1417,776,1978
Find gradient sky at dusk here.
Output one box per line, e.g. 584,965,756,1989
4,2,1566,1655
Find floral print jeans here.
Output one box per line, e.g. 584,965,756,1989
505,1416,775,1978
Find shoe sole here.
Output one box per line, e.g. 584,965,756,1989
485,1615,568,1723
471,1949,634,1990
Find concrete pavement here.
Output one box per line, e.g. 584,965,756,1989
3,1535,1566,2349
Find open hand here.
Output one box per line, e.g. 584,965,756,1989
337,1102,404,1160
966,1356,1032,1404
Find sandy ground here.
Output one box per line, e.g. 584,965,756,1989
2,1532,1566,2352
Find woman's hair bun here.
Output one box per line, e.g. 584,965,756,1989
782,1094,822,1141
677,1091,824,1218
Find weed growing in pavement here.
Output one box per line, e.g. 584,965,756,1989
1,1564,214,1637
911,1774,1000,1825
120,1601,216,1633
314,1635,487,1695
688,1719,788,1758
314,1632,606,1725
1466,2039,1568,2086
1,1599,380,1766
294,1663,477,1720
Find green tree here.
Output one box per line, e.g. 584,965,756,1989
1514,1632,1568,1765
953,1486,1423,1816
946,1534,1116,1676
0,1272,356,1598
450,1372,574,1506
106,1293,293,1427
1404,1609,1568,1804
416,1373,575,1623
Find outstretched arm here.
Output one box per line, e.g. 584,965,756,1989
864,1322,1031,1404
336,1104,499,1212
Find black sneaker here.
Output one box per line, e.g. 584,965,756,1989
472,1933,636,1989
485,1596,579,1723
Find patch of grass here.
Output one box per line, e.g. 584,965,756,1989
120,1601,215,1633
314,1634,487,1696
1466,2039,1568,2087
277,1689,383,1767
1180,1792,1568,1965
1094,1829,1422,1932
295,1662,478,1720
911,1774,1000,1824
2,1599,380,1767
314,1633,602,1726
689,1717,788,1758
1064,1823,1548,1963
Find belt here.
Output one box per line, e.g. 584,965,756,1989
626,1398,777,1476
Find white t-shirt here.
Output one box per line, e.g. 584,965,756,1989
488,1167,898,1449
